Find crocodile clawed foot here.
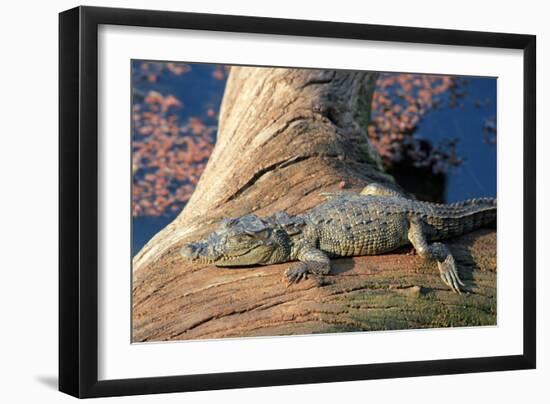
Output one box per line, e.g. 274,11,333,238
438,255,466,294
284,263,309,286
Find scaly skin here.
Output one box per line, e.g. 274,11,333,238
180,183,496,293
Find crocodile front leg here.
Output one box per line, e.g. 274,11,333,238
284,244,331,285
408,217,465,294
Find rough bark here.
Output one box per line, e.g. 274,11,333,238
132,67,496,342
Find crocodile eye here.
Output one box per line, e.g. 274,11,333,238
233,234,254,243
246,229,270,239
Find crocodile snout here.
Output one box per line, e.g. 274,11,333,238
180,241,221,263
180,243,202,260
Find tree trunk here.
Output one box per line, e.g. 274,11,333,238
132,67,496,342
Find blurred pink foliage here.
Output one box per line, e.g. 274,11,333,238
132,62,216,217
368,73,465,173
136,61,191,83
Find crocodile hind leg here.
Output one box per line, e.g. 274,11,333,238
284,244,331,285
408,217,465,294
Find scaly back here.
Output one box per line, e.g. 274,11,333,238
313,193,496,241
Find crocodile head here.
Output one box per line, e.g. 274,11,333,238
179,214,291,267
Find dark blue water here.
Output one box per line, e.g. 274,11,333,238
132,65,496,256
132,215,175,255
132,60,227,120
415,77,496,202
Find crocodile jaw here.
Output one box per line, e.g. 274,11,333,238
179,239,279,266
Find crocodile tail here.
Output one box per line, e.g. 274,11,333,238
425,197,496,240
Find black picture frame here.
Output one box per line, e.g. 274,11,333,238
59,5,536,398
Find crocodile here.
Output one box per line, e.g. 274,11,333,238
180,183,496,294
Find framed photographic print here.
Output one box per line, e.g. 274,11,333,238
59,6,536,398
